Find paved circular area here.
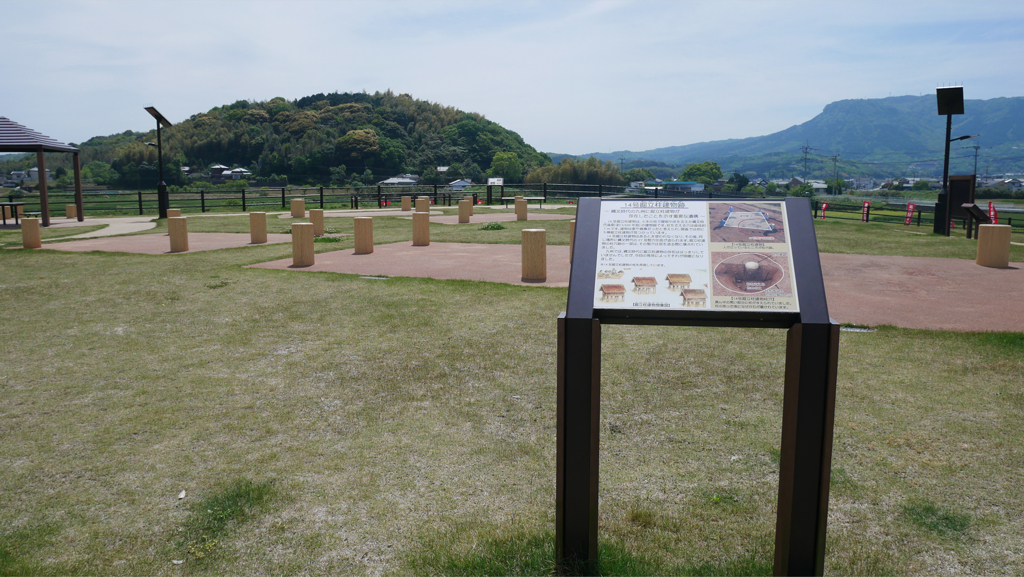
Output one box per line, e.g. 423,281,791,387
246,242,572,287
41,232,292,254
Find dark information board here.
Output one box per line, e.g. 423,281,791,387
557,197,839,576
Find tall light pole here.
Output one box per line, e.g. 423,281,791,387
935,87,965,236
144,107,172,219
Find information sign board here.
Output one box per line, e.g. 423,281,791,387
487,177,504,186
591,200,799,313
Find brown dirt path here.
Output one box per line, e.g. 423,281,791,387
38,232,292,254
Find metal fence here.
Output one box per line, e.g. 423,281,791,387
811,200,1024,232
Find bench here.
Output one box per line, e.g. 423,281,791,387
500,196,545,208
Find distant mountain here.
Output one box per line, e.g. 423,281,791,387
566,95,1024,179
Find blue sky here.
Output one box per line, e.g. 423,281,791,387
4,0,1024,155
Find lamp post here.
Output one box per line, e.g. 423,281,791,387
935,87,976,236
144,107,172,219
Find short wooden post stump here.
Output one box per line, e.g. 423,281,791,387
413,212,430,246
66,204,77,219
401,196,412,211
166,208,181,218
2,206,9,220
458,198,472,223
354,217,374,254
415,197,429,213
570,219,576,262
976,224,1012,268
168,217,189,253
21,218,42,249
310,209,325,236
521,228,546,282
515,197,528,221
292,222,315,266
290,198,305,218
250,212,267,244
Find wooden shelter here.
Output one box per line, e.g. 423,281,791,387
631,276,658,294
665,273,692,290
0,117,83,227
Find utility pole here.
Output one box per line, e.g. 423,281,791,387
800,143,813,182
828,152,840,195
619,156,626,172
966,144,980,176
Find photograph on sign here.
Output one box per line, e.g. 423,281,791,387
592,200,799,313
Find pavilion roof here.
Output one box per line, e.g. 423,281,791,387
0,117,78,153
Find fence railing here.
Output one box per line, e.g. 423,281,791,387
811,200,1023,232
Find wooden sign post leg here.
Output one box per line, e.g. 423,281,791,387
556,313,602,575
774,321,840,576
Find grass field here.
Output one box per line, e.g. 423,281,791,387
0,209,1022,575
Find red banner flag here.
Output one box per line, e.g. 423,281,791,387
820,202,829,219
988,201,999,224
861,200,870,222
904,202,916,225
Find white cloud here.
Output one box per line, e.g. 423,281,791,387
3,0,1024,154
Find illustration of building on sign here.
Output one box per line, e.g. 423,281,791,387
631,277,657,294
665,273,692,290
599,284,626,302
681,289,707,308
597,269,625,279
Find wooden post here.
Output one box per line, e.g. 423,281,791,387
416,197,429,212
458,198,472,223
36,148,50,227
976,224,1011,268
168,217,188,253
166,208,181,218
310,209,324,236
412,212,430,246
401,196,412,211
570,219,576,262
521,229,546,282
250,212,267,244
515,197,528,221
21,218,42,249
354,217,374,254
73,152,84,222
290,198,305,218
66,204,77,219
292,222,315,266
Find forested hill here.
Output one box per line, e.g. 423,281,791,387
6,91,551,187
574,95,1024,178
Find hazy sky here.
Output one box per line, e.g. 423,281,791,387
5,0,1024,155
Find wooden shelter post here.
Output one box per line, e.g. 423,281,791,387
73,152,84,222
36,147,50,227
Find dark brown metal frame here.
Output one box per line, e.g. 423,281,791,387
557,197,839,576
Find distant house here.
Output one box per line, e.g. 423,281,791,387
379,174,420,186
446,179,472,191
662,180,704,193
1000,178,1023,191
810,181,827,193
27,167,51,182
788,177,805,187
209,164,230,178
226,168,251,180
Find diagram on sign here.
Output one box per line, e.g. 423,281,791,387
708,202,787,243
711,252,792,296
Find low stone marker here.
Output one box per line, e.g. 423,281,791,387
521,228,546,282
292,222,315,266
413,212,430,246
570,219,576,262
21,218,41,249
250,212,267,244
168,217,189,253
976,224,1011,268
515,196,527,221
458,198,472,223
310,209,325,236
166,208,181,218
415,197,430,212
66,204,77,219
354,217,374,254
401,196,412,211
290,198,305,218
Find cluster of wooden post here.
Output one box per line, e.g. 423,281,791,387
3,205,23,220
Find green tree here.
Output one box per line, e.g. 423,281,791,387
487,152,523,182
330,165,347,185
623,167,656,182
728,172,750,190
912,180,931,191
679,161,723,183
